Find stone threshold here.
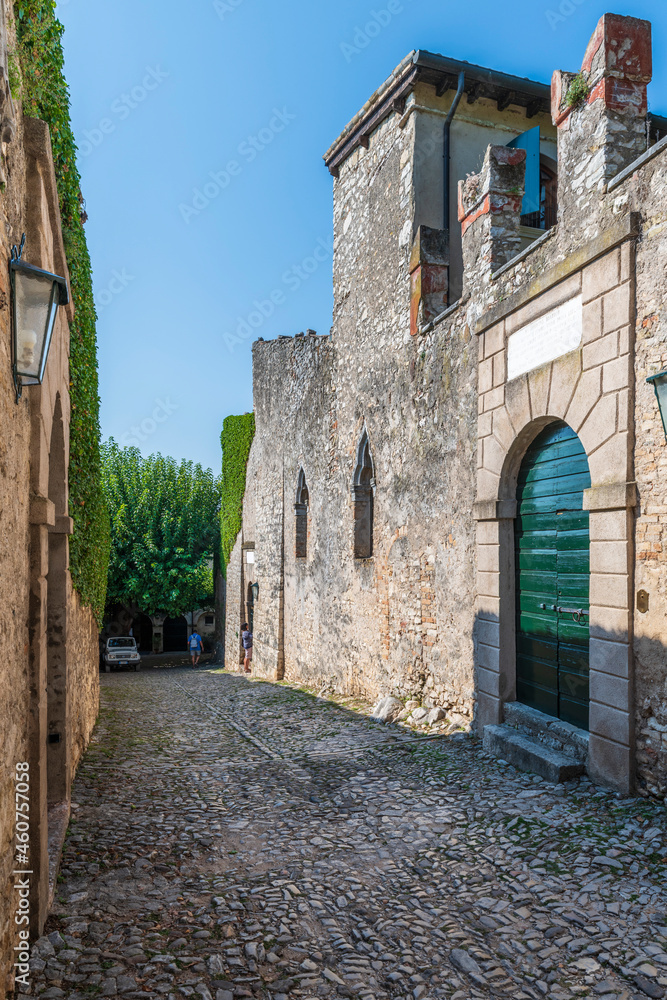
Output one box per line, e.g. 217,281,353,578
503,701,589,762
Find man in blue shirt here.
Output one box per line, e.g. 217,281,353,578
189,630,203,667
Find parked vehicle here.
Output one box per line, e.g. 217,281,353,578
103,637,141,672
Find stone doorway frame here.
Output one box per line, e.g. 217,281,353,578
473,233,637,793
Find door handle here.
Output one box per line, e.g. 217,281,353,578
538,604,588,623
557,607,589,623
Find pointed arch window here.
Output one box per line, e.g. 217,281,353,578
295,468,309,559
352,430,374,559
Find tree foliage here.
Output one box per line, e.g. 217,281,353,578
220,414,255,576
102,441,221,617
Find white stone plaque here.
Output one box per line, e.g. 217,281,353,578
506,294,582,381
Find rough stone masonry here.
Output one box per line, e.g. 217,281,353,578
225,13,667,801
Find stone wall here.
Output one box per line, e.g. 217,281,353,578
626,145,667,800
0,95,100,997
228,103,479,716
224,535,245,672
68,592,100,773
228,12,667,799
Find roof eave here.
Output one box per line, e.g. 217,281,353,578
323,49,553,177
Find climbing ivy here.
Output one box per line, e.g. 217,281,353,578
14,0,110,620
220,414,255,576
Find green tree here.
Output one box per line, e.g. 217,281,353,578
102,441,221,622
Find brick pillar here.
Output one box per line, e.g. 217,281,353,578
409,225,448,336
457,145,526,293
552,14,651,220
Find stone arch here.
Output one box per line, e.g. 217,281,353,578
131,612,153,653
163,615,187,652
352,427,375,559
476,398,634,790
497,414,565,503
295,467,309,559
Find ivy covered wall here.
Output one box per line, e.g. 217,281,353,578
15,0,110,620
220,413,255,575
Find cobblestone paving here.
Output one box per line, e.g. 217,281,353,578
24,668,667,1000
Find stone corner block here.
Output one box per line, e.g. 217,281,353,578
583,481,637,511
29,495,56,527
473,499,517,521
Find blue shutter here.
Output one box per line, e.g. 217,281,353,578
507,125,540,217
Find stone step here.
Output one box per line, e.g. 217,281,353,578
483,724,586,783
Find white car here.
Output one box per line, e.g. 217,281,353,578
103,637,141,672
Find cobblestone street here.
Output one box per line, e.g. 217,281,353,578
27,669,667,1000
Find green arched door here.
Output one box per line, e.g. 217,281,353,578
515,422,591,730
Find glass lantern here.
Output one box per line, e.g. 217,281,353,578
10,235,69,399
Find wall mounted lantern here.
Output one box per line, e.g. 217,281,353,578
250,582,259,604
647,369,667,440
10,234,69,402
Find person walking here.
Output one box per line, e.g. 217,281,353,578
241,622,253,674
188,629,203,667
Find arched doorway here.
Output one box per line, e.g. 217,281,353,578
515,422,591,730
132,613,153,652
163,615,187,652
352,429,374,558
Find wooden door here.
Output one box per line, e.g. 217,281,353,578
515,422,591,730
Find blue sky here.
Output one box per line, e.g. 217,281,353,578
56,0,667,472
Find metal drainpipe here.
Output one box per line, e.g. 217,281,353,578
443,71,465,303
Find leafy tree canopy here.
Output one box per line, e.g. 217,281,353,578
102,440,221,618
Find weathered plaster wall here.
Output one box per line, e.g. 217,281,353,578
67,592,99,773
0,111,100,990
406,81,557,300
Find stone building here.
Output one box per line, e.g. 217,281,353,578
103,607,217,655
225,14,667,800
0,14,100,994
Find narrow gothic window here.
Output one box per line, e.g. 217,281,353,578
295,469,309,559
353,431,374,558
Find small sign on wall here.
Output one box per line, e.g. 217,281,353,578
507,294,583,381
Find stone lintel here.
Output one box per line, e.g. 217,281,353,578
583,482,637,512
475,213,641,336
473,499,517,521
